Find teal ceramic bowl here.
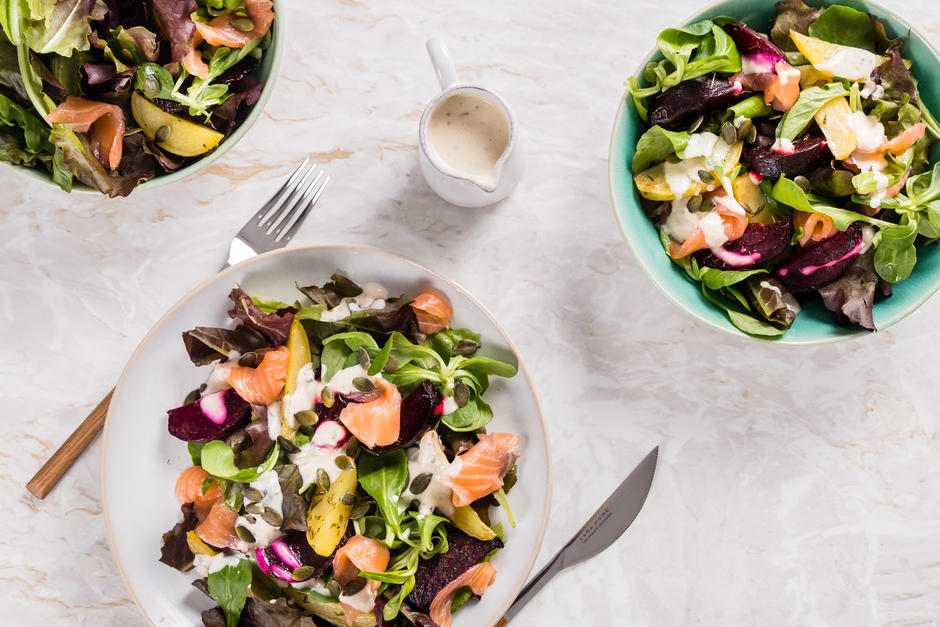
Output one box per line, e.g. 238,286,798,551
11,0,283,194
609,0,940,344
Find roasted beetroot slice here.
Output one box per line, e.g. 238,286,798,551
742,137,830,180
775,224,863,292
647,74,742,130
314,395,348,424
167,389,251,443
696,220,793,270
372,381,442,453
409,530,504,611
722,22,785,61
256,526,353,583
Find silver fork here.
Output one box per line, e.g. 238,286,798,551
224,158,330,268
26,158,330,499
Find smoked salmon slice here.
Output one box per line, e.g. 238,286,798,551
332,535,390,625
224,346,289,405
46,96,125,169
195,500,239,550
443,433,520,507
411,288,452,334
793,210,836,246
194,0,275,48
338,378,401,449
429,562,498,627
183,48,209,79
174,465,222,519
881,122,926,155
668,201,749,259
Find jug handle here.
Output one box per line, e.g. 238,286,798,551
426,36,458,90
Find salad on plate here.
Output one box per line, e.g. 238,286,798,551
627,0,940,336
158,273,521,627
0,0,275,196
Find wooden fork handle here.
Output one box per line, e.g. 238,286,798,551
495,619,508,627
26,388,114,499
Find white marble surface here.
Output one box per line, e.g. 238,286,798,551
2,0,940,624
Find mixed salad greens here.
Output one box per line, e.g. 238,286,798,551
159,274,521,627
0,0,274,196
627,0,940,335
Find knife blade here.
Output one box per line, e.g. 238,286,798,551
497,446,658,625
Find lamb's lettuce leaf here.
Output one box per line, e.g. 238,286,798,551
777,83,850,141
357,449,408,543
207,558,251,627
632,125,690,173
808,5,875,52
200,440,279,483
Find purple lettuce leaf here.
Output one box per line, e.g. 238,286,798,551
159,503,196,572
770,0,820,51
871,46,916,101
228,287,296,346
212,75,262,135
409,530,503,611
182,325,270,366
817,249,879,330
372,381,442,453
151,0,196,61
108,132,159,196
722,22,785,61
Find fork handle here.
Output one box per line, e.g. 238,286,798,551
26,388,113,499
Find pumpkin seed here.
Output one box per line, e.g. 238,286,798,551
747,123,758,144
277,435,300,454
794,175,812,191
409,472,433,495
292,566,316,582
245,501,264,515
294,410,318,427
242,487,263,503
454,381,470,408
686,195,704,212
261,508,283,527
231,17,255,32
452,339,479,356
226,429,250,451
335,455,355,471
687,113,705,133
183,388,201,405
384,356,399,373
736,118,754,142
352,377,375,392
345,439,360,459
349,502,370,520
340,493,356,506
343,577,367,596
327,580,342,598
700,197,716,213
238,351,259,367
357,346,371,370
721,121,737,145
242,513,257,524
143,75,160,98
697,169,715,184
317,468,331,491
155,125,170,142
235,525,255,543
321,387,335,408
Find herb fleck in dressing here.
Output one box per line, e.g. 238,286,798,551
427,93,510,189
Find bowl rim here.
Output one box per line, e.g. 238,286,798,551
608,0,940,345
5,0,285,195
99,243,553,626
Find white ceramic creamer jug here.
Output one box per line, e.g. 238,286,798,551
418,37,525,207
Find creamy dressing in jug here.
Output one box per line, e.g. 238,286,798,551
426,93,510,189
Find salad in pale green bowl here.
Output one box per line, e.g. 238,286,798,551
610,0,940,343
0,0,282,197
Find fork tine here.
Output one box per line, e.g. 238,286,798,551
260,164,318,231
250,157,311,226
270,170,324,238
277,173,330,244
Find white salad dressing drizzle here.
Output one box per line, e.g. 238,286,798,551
339,585,377,613
235,469,284,549
265,400,283,441
771,137,795,154
663,133,733,197
289,430,346,490
193,552,244,577
861,78,885,100
324,364,377,393
203,350,240,395
399,431,455,519
682,132,720,159
354,282,389,309
741,56,774,74
844,111,885,153
319,301,351,322
859,225,876,253
281,362,322,431
814,46,883,81
440,381,458,416
758,280,802,314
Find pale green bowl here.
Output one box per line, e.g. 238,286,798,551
609,0,940,344
10,0,283,194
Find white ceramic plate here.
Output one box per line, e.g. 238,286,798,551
101,244,551,627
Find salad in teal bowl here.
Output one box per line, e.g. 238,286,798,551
610,0,940,342
0,0,280,197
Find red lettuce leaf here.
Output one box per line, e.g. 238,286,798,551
228,287,296,346
770,0,820,51
159,502,196,572
818,249,880,330
182,325,270,366
151,0,196,61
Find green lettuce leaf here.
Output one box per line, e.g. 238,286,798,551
808,5,875,52
20,0,108,56
632,125,691,173
207,558,251,627
357,450,407,542
200,440,279,483
777,83,850,141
